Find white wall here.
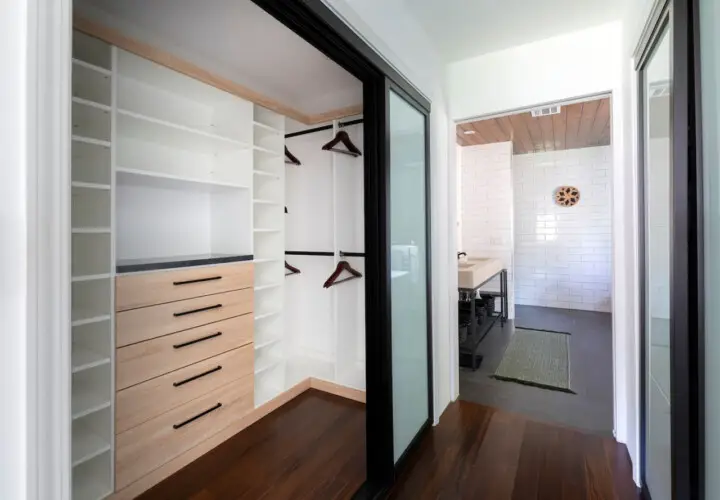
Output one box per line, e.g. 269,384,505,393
460,142,515,318
1,0,29,498
513,146,612,312
323,0,459,421
446,18,639,479
448,22,622,121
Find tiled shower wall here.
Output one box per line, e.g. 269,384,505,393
460,142,515,318
512,146,612,312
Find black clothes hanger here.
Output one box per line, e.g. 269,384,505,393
285,261,301,276
323,260,363,288
322,130,362,157
285,146,301,166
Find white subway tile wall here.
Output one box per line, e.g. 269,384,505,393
460,142,515,318
512,146,612,312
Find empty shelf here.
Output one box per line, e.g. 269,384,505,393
72,390,111,420
117,109,251,152
72,274,112,283
254,310,281,321
116,167,249,192
253,170,281,179
253,258,280,264
255,384,283,407
254,356,283,375
254,228,281,233
72,58,112,77
72,430,111,467
71,181,111,190
72,474,112,500
253,145,282,156
255,336,282,350
72,136,112,148
72,345,111,373
253,199,280,205
254,283,282,291
71,314,111,328
253,121,282,134
71,228,111,234
72,96,111,112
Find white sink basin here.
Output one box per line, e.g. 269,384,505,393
458,257,503,289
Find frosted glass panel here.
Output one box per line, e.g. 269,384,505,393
389,90,429,463
643,25,672,500
700,0,720,496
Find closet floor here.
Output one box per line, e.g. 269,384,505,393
138,389,366,500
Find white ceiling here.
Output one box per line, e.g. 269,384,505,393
75,0,362,116
405,0,626,62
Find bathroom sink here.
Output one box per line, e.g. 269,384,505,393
458,257,503,289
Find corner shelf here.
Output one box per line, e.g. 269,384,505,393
254,310,282,321
72,431,111,467
71,393,111,421
254,228,281,233
72,274,112,283
253,121,282,134
71,314,112,328
72,136,112,148
254,283,282,291
116,167,250,192
71,181,111,191
253,199,280,205
72,96,112,113
72,345,111,373
253,170,281,180
255,336,282,350
72,58,112,77
254,356,283,375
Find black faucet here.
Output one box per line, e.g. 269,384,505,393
457,252,467,259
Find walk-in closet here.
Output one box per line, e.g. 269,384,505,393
69,1,367,497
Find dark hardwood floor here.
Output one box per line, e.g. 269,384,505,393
139,390,637,500
139,390,366,500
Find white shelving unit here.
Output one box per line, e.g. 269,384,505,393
71,30,114,500
252,105,286,408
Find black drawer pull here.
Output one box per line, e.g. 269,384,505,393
173,365,222,387
173,304,222,317
173,276,222,286
173,332,222,349
172,402,222,429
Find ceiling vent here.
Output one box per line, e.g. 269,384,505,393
531,105,561,117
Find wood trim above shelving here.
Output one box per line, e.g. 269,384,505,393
74,16,362,125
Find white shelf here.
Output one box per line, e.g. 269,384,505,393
72,390,111,421
253,170,281,179
254,356,283,375
72,274,112,283
253,145,282,156
72,135,112,148
255,310,282,321
254,228,281,233
72,345,111,373
71,227,111,234
72,430,111,467
255,336,282,350
116,167,250,192
71,181,111,191
253,258,280,264
117,108,251,152
72,96,111,112
253,199,280,205
72,58,112,77
72,475,112,500
254,283,282,291
253,121,282,134
71,314,111,328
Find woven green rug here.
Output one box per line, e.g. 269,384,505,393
492,328,575,393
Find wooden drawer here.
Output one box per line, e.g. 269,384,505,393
116,262,253,312
116,372,254,490
116,288,253,347
116,345,254,434
117,314,253,391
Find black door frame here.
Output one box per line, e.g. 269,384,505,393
635,0,704,498
249,1,434,498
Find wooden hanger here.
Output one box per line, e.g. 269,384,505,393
322,130,362,157
285,261,301,276
285,146,301,166
323,260,363,288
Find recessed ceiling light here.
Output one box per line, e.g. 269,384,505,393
463,130,476,135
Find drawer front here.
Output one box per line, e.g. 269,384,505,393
116,262,254,312
116,345,254,434
117,314,253,391
116,288,253,347
116,373,254,490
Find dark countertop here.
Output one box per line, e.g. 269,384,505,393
117,253,253,274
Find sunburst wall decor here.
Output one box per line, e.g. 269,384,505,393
554,186,580,207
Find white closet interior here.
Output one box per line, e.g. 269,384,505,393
70,1,365,496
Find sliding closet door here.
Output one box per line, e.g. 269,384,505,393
636,0,702,497
386,81,432,466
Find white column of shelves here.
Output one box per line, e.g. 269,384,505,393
252,106,286,407
71,31,114,500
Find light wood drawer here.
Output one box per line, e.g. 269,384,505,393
116,372,254,490
116,262,254,312
116,288,253,347
116,345,254,434
117,314,253,390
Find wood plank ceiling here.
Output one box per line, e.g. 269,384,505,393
457,97,611,154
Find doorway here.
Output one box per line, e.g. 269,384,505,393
455,94,615,436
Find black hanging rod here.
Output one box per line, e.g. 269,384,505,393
285,250,365,257
285,118,364,139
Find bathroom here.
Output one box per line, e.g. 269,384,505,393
456,95,614,435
